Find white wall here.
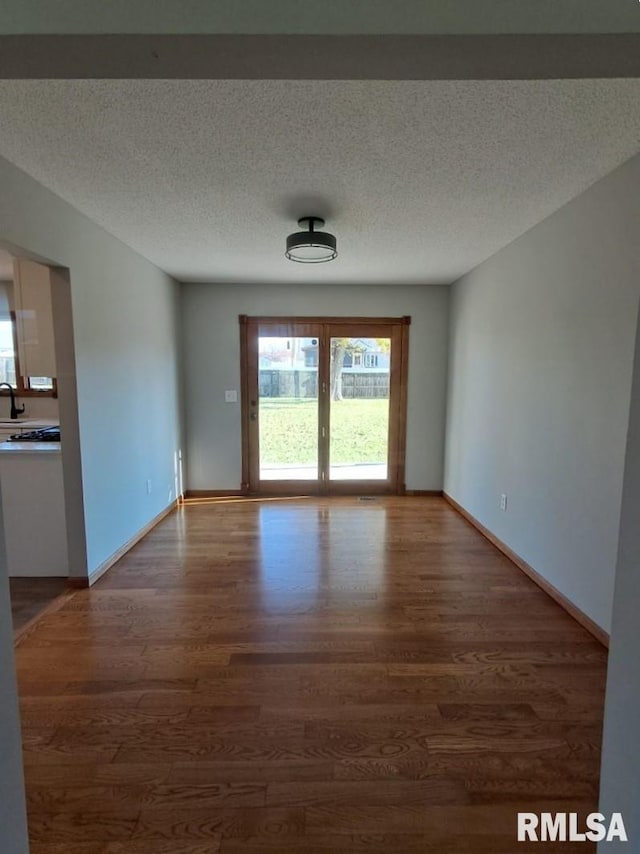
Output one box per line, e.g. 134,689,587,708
181,282,449,492
15,396,59,421
0,154,183,577
0,495,29,854
445,153,640,634
598,302,640,851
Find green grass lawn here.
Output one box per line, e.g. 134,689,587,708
259,397,389,465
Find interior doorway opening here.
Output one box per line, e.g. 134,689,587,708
0,241,87,639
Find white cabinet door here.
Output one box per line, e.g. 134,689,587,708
0,451,68,577
12,259,57,379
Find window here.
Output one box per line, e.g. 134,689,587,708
0,318,17,386
27,377,55,391
364,353,379,368
0,313,56,396
352,353,362,366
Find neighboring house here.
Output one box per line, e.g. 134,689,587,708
343,339,390,371
259,337,310,370
258,348,291,369
302,338,390,370
302,340,319,367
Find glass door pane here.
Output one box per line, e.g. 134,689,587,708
258,335,319,480
329,336,391,480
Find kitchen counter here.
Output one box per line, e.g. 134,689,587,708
0,419,60,453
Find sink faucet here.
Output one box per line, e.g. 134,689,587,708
0,383,26,419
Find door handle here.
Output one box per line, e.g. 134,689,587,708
250,413,258,421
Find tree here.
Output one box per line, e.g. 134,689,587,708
329,338,390,401
330,338,350,401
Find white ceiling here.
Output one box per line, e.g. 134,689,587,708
0,79,639,285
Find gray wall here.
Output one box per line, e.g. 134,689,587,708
0,496,29,854
598,302,640,852
2,0,638,34
0,154,183,576
181,282,449,492
444,153,640,633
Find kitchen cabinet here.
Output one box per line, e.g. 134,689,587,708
0,441,68,577
12,259,57,380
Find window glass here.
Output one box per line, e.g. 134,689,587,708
0,318,17,387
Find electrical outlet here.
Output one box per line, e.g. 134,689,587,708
146,479,152,495
225,390,238,403
500,493,508,511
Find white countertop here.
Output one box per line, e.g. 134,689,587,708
0,441,61,454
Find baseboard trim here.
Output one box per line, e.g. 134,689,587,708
184,489,244,499
443,492,609,649
185,489,445,499
68,499,180,589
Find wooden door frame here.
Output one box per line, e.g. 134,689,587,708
240,315,410,495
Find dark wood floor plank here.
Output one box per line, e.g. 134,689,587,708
220,836,590,854
24,763,172,787
31,843,221,854
265,777,466,807
304,799,595,836
133,805,304,840
167,760,335,784
27,811,138,843
26,781,267,812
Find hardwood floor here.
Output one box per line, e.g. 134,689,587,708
10,577,69,636
15,496,607,853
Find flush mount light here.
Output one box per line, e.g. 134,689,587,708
285,216,337,263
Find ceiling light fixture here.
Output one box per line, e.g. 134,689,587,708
285,216,337,263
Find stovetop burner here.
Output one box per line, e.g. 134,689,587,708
9,427,61,442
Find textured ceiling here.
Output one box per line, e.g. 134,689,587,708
0,79,639,285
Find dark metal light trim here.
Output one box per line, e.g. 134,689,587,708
285,216,338,263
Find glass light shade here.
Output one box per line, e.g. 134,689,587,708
285,218,337,263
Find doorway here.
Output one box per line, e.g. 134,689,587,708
240,316,410,495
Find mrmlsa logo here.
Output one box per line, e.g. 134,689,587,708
518,813,628,843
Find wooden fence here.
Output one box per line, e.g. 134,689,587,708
259,370,389,399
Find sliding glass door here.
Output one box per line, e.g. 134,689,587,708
329,333,391,482
241,317,409,495
258,333,319,481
